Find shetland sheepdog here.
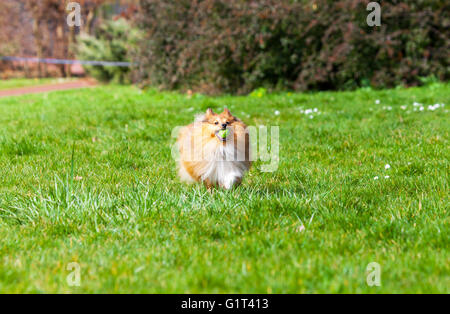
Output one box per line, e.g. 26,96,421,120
177,108,251,189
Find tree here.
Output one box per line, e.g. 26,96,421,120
1,0,136,78
25,0,108,77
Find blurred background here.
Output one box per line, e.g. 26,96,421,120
0,0,448,94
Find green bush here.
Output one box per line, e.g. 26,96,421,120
76,19,138,83
133,0,449,94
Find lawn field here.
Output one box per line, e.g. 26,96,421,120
0,78,75,90
0,83,448,293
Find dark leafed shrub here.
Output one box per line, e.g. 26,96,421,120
132,0,449,94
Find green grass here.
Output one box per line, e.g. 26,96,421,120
0,78,75,90
0,82,448,293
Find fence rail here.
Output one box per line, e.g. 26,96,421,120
1,56,132,67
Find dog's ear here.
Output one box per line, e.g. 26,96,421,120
223,108,232,117
206,108,215,117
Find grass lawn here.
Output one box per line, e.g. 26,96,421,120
0,82,448,293
0,78,75,90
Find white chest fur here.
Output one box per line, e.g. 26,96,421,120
201,143,248,189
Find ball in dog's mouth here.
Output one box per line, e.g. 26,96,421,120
216,129,230,141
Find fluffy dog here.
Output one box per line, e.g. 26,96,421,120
177,108,251,189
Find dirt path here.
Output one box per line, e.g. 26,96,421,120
0,79,97,98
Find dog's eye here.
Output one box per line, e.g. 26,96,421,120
214,121,219,125
226,121,230,125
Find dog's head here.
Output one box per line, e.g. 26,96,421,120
202,108,240,142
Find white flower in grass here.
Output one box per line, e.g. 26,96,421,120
313,108,318,112
385,164,391,170
401,105,407,110
384,175,390,179
309,115,314,119
413,102,421,107
419,106,424,111
274,110,280,116
374,176,379,180
428,104,441,111
305,109,313,115
375,99,380,104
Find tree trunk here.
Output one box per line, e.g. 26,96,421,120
68,26,76,77
56,23,66,77
85,9,95,35
32,18,43,78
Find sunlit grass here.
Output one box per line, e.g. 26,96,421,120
0,82,448,293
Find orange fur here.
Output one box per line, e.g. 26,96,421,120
177,108,251,189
